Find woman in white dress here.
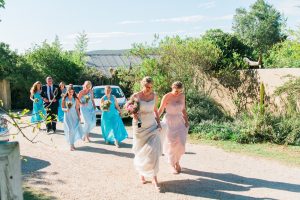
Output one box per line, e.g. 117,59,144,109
158,81,189,174
131,76,162,190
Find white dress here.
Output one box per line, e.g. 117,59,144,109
132,98,162,177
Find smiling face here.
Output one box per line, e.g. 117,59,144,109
68,88,74,97
46,77,53,86
60,83,65,90
37,82,42,90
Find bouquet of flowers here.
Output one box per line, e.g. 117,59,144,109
84,95,90,103
33,98,39,103
125,98,141,127
125,98,140,115
101,100,111,111
66,101,73,109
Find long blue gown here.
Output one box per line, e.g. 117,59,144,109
64,97,83,145
31,92,46,123
80,92,96,135
101,95,128,143
58,88,67,122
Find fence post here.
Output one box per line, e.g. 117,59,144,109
0,142,23,200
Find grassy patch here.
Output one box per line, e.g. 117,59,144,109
23,186,54,200
189,135,300,167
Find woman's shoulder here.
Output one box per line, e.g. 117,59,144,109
132,92,140,98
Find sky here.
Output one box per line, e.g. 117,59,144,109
0,0,299,53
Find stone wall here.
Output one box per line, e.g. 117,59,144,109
204,68,300,116
0,79,11,109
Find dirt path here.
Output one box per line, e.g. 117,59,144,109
16,120,300,200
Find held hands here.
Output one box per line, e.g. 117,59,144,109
44,98,49,103
157,123,162,131
185,121,189,128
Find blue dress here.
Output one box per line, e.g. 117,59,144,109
80,92,96,135
64,97,83,145
31,92,46,123
101,95,128,143
58,88,67,122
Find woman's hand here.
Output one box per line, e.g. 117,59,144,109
132,113,139,120
157,123,162,131
118,110,122,116
185,121,189,128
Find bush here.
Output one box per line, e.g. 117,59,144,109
191,121,234,141
265,40,300,68
186,91,232,131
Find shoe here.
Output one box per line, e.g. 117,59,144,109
114,140,120,148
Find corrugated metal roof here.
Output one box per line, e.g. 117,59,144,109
85,50,143,76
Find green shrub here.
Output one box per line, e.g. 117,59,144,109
191,121,234,141
186,91,232,131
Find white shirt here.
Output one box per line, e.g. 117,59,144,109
47,85,53,100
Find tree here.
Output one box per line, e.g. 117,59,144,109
0,42,18,79
25,41,83,84
233,0,286,65
0,0,4,9
202,29,252,71
52,35,62,51
73,31,89,66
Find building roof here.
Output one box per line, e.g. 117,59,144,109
85,50,143,76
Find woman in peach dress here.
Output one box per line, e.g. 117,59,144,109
158,81,189,174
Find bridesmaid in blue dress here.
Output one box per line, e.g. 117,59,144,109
30,81,46,123
78,81,96,142
62,85,83,151
58,82,66,122
101,85,128,147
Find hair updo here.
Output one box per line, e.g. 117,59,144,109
172,81,183,89
141,76,153,86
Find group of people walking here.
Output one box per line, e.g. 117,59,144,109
30,76,189,190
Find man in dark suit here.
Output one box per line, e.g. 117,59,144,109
41,76,61,133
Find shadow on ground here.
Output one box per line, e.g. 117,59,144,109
160,168,300,199
22,156,51,174
76,146,134,158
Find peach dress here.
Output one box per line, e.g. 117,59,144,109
162,98,188,165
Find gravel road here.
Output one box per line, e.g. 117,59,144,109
15,120,300,200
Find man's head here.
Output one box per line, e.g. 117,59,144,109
46,76,53,86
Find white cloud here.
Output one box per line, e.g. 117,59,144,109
197,1,216,9
119,20,144,25
151,15,205,23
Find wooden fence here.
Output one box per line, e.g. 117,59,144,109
0,142,23,200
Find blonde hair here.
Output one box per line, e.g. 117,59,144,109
141,76,153,86
30,81,42,95
172,81,183,89
105,85,111,91
84,81,92,89
59,81,65,88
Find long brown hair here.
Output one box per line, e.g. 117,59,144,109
63,84,78,101
30,81,42,95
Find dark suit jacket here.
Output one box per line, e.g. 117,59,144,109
41,84,61,111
